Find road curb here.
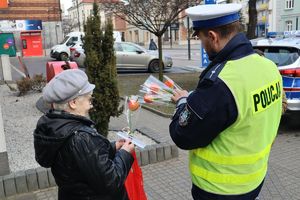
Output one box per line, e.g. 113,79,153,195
0,80,15,85
0,105,10,177
141,104,173,118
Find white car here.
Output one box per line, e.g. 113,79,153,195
70,42,173,73
252,32,300,111
50,32,84,61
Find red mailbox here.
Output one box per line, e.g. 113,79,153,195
46,61,78,82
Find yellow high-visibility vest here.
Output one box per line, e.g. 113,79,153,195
190,54,282,195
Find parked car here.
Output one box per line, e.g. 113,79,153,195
69,42,83,56
70,42,173,73
252,32,300,111
51,31,122,61
50,32,84,61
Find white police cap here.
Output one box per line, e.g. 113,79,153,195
186,3,242,31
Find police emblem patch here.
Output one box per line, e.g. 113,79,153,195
179,107,191,126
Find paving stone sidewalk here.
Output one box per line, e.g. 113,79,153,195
2,91,300,200
5,132,300,200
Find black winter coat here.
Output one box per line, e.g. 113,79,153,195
34,110,134,200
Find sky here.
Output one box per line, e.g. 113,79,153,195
61,0,72,14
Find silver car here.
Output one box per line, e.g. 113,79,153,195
70,42,173,72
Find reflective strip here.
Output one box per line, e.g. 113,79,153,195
190,163,268,184
193,144,272,165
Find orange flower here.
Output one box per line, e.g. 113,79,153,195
149,83,160,93
128,100,140,111
144,94,154,103
164,80,174,88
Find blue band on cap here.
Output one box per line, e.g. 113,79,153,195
193,13,240,29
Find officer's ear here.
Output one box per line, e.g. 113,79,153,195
207,30,219,44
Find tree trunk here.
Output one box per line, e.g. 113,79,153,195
247,0,258,39
157,35,163,81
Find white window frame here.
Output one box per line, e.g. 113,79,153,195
286,21,293,31
285,0,294,9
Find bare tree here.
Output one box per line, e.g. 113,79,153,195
104,0,200,80
247,0,257,39
62,18,78,36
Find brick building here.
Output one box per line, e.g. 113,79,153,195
0,0,61,21
0,0,63,55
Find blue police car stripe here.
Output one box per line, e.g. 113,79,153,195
193,13,240,29
282,76,300,99
286,91,300,99
282,76,294,88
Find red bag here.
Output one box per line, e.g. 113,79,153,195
125,151,147,200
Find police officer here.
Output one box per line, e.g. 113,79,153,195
169,3,282,200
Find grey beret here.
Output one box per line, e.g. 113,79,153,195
43,69,95,104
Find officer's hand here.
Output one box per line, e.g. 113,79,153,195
115,139,126,150
172,89,189,103
121,139,135,153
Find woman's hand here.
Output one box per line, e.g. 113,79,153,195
115,139,126,150
121,139,135,153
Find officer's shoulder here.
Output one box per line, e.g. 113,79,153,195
200,62,227,85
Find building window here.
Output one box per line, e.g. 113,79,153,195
146,32,149,43
286,21,293,31
285,0,294,9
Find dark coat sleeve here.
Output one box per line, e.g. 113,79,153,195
169,78,238,150
110,141,116,155
70,131,134,195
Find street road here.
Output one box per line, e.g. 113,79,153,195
9,46,204,81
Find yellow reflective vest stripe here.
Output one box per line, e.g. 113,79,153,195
190,162,267,184
192,143,272,165
189,54,282,195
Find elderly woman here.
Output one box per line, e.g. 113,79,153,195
34,69,134,200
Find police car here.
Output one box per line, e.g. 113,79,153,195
252,31,300,111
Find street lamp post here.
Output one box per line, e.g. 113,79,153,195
187,0,191,60
170,25,173,49
82,4,86,30
55,24,59,44
76,0,81,32
48,9,52,48
187,16,191,60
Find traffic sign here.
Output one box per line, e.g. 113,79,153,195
170,23,179,30
200,0,216,67
183,17,193,29
201,48,210,68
